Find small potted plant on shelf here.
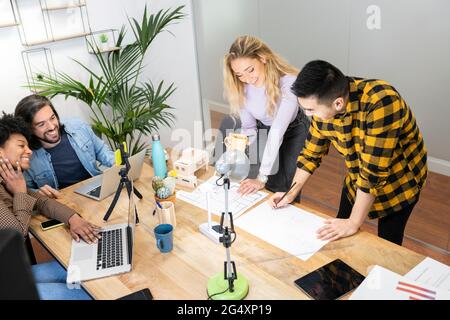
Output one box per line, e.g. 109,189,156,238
98,33,109,51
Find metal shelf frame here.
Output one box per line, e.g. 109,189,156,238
14,0,92,47
21,47,57,93
0,0,20,29
85,28,121,54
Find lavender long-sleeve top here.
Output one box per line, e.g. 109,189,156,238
239,74,300,176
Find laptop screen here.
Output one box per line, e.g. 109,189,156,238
127,149,146,181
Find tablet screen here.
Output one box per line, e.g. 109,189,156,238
294,259,365,300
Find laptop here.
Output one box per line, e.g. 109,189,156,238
74,149,146,201
67,182,137,283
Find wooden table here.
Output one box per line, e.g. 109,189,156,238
29,163,425,299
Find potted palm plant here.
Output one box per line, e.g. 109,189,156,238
27,5,185,155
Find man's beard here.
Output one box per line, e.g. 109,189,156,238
39,126,61,144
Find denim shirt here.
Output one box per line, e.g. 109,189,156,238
24,118,115,190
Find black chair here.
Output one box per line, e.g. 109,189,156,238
0,229,39,299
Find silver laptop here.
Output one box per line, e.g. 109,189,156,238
74,150,146,201
67,182,137,283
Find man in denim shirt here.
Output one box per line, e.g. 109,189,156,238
15,95,115,198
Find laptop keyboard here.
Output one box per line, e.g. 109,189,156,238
88,186,102,197
96,229,124,270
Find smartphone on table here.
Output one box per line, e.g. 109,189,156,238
40,219,64,231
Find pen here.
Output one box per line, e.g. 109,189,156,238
275,182,297,208
153,201,163,215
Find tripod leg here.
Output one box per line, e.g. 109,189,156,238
103,182,124,221
133,187,143,199
125,181,140,224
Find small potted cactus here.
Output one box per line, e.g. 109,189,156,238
98,33,109,51
152,174,176,203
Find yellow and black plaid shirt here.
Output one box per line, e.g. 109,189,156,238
297,77,427,219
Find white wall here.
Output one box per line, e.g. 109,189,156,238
192,0,259,106
0,0,202,149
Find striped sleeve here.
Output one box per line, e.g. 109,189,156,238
356,94,404,195
297,120,330,174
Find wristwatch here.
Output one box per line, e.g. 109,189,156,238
256,173,268,184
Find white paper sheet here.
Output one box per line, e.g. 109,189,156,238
176,176,268,219
405,257,450,292
349,265,450,300
234,201,329,261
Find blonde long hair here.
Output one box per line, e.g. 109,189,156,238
224,35,298,117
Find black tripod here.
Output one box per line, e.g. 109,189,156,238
103,145,142,222
216,175,238,292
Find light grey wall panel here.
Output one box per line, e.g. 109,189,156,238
193,0,259,105
348,0,450,161
258,0,351,73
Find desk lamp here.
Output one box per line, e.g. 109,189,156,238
207,149,250,300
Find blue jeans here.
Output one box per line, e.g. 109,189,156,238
31,261,92,300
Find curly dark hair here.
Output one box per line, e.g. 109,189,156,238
0,113,32,148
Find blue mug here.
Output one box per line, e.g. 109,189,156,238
154,224,173,253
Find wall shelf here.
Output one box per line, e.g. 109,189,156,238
0,22,19,28
41,1,86,11
95,46,120,53
0,0,20,28
15,0,92,47
22,47,57,93
26,31,90,46
85,29,120,54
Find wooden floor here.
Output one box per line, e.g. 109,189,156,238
210,110,450,265
30,111,450,266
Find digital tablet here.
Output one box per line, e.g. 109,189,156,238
117,288,153,300
294,259,365,300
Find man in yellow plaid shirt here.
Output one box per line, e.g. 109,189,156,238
269,60,427,245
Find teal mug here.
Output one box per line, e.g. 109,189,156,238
154,224,173,253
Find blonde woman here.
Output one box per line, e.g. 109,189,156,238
218,35,309,198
